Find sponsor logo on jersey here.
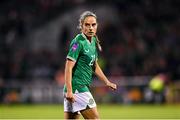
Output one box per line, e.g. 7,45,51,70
85,49,89,53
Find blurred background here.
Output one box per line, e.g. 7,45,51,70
0,0,180,108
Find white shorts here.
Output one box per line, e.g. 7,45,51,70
64,92,97,113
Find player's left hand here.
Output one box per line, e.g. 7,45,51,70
106,82,117,90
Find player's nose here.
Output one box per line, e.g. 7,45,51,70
89,25,93,30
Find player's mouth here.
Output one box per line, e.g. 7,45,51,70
88,32,94,34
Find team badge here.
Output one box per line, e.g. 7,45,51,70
88,98,94,105
72,43,78,51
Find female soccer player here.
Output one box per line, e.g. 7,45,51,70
64,11,117,119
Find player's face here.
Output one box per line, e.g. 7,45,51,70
81,16,97,38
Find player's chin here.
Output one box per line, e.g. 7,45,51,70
87,32,95,36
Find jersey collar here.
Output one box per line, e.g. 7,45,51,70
81,33,94,44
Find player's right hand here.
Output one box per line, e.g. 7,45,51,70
66,92,75,103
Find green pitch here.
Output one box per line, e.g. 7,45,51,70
0,104,180,119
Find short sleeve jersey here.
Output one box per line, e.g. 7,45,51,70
64,33,98,93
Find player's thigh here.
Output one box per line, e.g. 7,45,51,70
80,107,99,119
64,112,80,119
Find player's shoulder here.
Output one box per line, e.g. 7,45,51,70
74,34,86,42
69,34,85,47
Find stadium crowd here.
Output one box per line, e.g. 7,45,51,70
0,0,179,82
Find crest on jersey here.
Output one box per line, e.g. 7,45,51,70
72,43,78,51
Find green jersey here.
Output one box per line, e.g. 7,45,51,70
64,33,98,93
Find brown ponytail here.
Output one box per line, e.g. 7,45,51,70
95,35,102,52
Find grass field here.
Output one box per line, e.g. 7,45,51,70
0,104,180,119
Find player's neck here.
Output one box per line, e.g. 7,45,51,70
87,37,92,43
81,33,92,43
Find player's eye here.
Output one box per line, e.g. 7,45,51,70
92,23,96,27
85,23,90,27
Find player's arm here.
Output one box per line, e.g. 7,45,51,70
94,61,117,90
65,59,76,102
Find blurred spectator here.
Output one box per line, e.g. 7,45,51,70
55,68,65,86
4,90,20,104
127,88,142,103
148,73,168,103
0,0,179,81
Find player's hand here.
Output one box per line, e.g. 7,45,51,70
106,81,117,90
66,92,75,103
